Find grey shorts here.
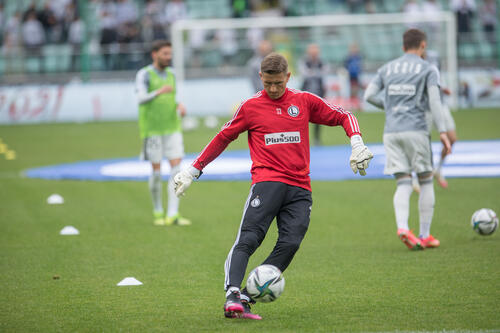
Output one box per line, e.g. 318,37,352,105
142,132,184,163
383,131,433,175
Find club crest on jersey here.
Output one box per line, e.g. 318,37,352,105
287,105,300,117
251,196,261,208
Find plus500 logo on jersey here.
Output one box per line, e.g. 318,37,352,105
388,84,416,96
264,132,301,145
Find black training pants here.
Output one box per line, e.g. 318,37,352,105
224,181,312,290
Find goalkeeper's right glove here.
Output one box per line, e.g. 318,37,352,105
174,166,201,197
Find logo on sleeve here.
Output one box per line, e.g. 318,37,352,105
264,132,301,145
287,105,300,117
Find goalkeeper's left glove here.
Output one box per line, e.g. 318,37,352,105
174,166,201,197
349,135,373,176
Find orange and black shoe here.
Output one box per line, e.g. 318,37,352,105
397,228,424,251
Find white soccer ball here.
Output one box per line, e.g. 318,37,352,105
246,264,285,303
471,208,498,236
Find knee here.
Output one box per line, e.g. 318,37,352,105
417,171,433,184
235,232,262,255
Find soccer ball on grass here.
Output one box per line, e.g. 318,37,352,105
246,264,285,303
471,208,498,236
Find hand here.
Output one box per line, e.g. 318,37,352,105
174,170,194,197
156,85,173,95
439,132,452,155
173,166,201,197
177,103,187,117
350,144,373,176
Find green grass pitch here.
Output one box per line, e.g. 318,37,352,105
1,109,499,332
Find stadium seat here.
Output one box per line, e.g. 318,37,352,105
458,43,476,60
25,56,42,73
478,41,493,59
42,45,72,72
201,48,222,67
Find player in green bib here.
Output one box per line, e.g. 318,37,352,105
135,40,191,226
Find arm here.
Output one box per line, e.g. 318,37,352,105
248,58,263,92
177,103,187,117
307,93,373,175
426,66,450,153
307,92,361,136
363,82,384,109
135,68,173,104
363,68,384,109
298,59,309,77
428,85,451,154
174,104,249,196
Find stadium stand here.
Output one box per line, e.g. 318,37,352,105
0,0,498,83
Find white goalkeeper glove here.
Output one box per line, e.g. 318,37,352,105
174,166,201,197
349,135,373,176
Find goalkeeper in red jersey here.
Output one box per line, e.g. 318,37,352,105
174,53,373,319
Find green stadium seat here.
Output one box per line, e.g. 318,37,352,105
90,54,105,71
25,56,42,73
459,43,476,60
478,42,494,59
42,45,72,72
201,49,222,67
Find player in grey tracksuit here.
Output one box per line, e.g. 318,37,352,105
364,28,451,250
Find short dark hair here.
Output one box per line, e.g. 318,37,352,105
261,53,288,74
151,40,171,52
403,29,427,51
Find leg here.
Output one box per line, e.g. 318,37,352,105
393,173,412,232
144,136,164,225
394,174,423,250
224,182,286,290
149,162,164,225
261,185,312,272
411,171,421,193
383,133,422,249
417,171,439,248
435,130,456,188
435,104,457,188
166,158,181,218
163,133,190,225
224,182,286,318
412,132,437,248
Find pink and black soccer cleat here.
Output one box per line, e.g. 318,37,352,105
419,234,440,248
397,228,424,251
238,300,262,320
224,290,244,318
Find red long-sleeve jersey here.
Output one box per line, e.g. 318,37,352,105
193,88,361,191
